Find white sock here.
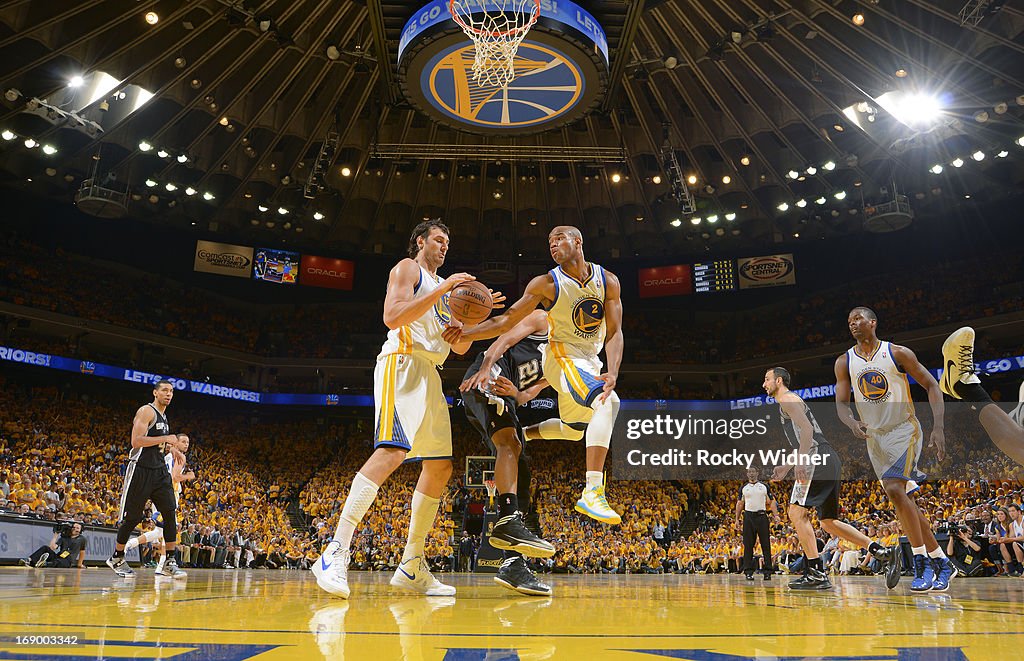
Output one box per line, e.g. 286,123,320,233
585,392,619,450
402,490,440,562
333,472,380,548
586,471,603,489
911,545,926,556
927,547,947,560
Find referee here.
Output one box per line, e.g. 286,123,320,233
735,467,780,580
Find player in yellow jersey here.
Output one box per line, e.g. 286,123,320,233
448,226,624,525
312,219,501,599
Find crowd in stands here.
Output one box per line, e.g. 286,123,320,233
2,237,1022,370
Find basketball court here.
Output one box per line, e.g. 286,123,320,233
1,569,1021,660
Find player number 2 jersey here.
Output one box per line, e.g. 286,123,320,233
846,340,915,432
546,263,606,359
378,264,451,365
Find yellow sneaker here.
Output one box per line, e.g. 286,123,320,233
574,485,621,525
939,326,979,399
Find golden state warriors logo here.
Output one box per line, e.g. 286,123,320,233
857,369,890,401
571,297,604,337
425,41,583,129
434,293,452,326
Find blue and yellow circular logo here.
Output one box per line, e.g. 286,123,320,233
572,297,604,335
857,370,889,401
423,41,583,129
434,293,451,326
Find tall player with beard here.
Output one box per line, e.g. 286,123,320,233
312,220,501,599
835,307,955,592
450,226,623,526
461,309,555,596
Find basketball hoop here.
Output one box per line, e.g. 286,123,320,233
484,478,498,509
448,0,541,88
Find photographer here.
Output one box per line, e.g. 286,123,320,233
945,520,985,577
20,522,87,568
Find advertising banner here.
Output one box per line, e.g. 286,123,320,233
193,241,254,278
737,254,796,289
638,264,693,298
300,255,354,290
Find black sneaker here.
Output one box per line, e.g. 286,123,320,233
789,568,832,590
874,546,902,589
494,557,552,596
106,555,135,578
763,572,772,581
489,513,555,558
744,573,754,581
523,509,543,538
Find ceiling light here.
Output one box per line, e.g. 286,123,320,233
833,124,844,132
834,190,847,200
796,199,807,208
706,214,718,223
794,232,800,238
721,175,731,185
23,138,36,148
895,68,907,78
219,117,229,126
0,130,14,141
777,202,789,211
670,219,682,227
971,150,985,161
190,79,202,89
687,174,697,185
177,154,188,163
652,175,662,184
145,178,157,187
1017,136,1024,147
341,166,352,177
852,13,865,26
258,205,268,212
185,187,196,196
313,212,324,221
815,197,826,205
951,157,964,168
157,149,169,158
725,212,736,221
145,11,159,25
203,192,215,201
787,170,799,179
611,173,622,183
930,164,943,174
174,57,187,69
277,207,289,215
148,194,158,204
974,111,989,123
326,45,341,61
165,183,177,192
739,155,750,166
690,217,701,225
68,76,84,88
805,166,817,175
41,144,57,155
138,141,152,152
492,190,503,199
996,150,1009,158
822,161,836,171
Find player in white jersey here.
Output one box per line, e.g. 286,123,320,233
313,220,500,600
124,434,194,572
835,306,955,592
448,226,624,525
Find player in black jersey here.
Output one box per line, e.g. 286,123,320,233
461,310,555,596
763,367,900,590
107,380,187,579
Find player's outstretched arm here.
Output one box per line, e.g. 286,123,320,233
834,355,867,439
891,344,946,461
444,274,554,344
383,258,474,330
459,310,549,392
598,271,624,401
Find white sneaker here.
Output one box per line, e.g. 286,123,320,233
159,558,187,579
940,326,980,399
574,485,622,525
1009,380,1024,428
390,556,456,596
311,541,351,599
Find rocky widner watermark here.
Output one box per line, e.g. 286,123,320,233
611,401,1022,482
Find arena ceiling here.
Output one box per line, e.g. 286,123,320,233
0,0,1022,263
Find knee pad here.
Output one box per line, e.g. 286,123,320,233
586,391,620,449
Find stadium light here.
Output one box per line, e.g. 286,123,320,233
834,190,847,200
690,217,701,225
203,192,215,201
805,166,817,175
42,144,57,155
725,212,736,221
138,141,152,152
23,138,36,148
313,211,325,221
787,170,799,179
951,158,964,168
68,76,84,88
258,205,268,212
145,179,157,187
185,187,197,196
707,215,719,223
972,150,985,161
930,164,943,174
822,161,836,171
165,183,177,192
815,197,826,205
278,207,289,215
777,202,789,211
796,199,807,208
997,150,1009,158
670,219,682,227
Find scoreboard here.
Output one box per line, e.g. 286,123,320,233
693,260,737,293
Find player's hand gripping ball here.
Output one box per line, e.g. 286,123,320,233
448,280,493,324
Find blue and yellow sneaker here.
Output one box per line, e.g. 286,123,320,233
574,485,621,525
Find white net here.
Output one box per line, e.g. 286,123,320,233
449,0,540,88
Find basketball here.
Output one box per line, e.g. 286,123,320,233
448,280,493,325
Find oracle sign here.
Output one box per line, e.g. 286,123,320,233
638,264,693,298
300,254,354,290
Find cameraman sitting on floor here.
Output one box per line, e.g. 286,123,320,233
21,522,88,569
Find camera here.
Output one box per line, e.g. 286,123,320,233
52,522,73,537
